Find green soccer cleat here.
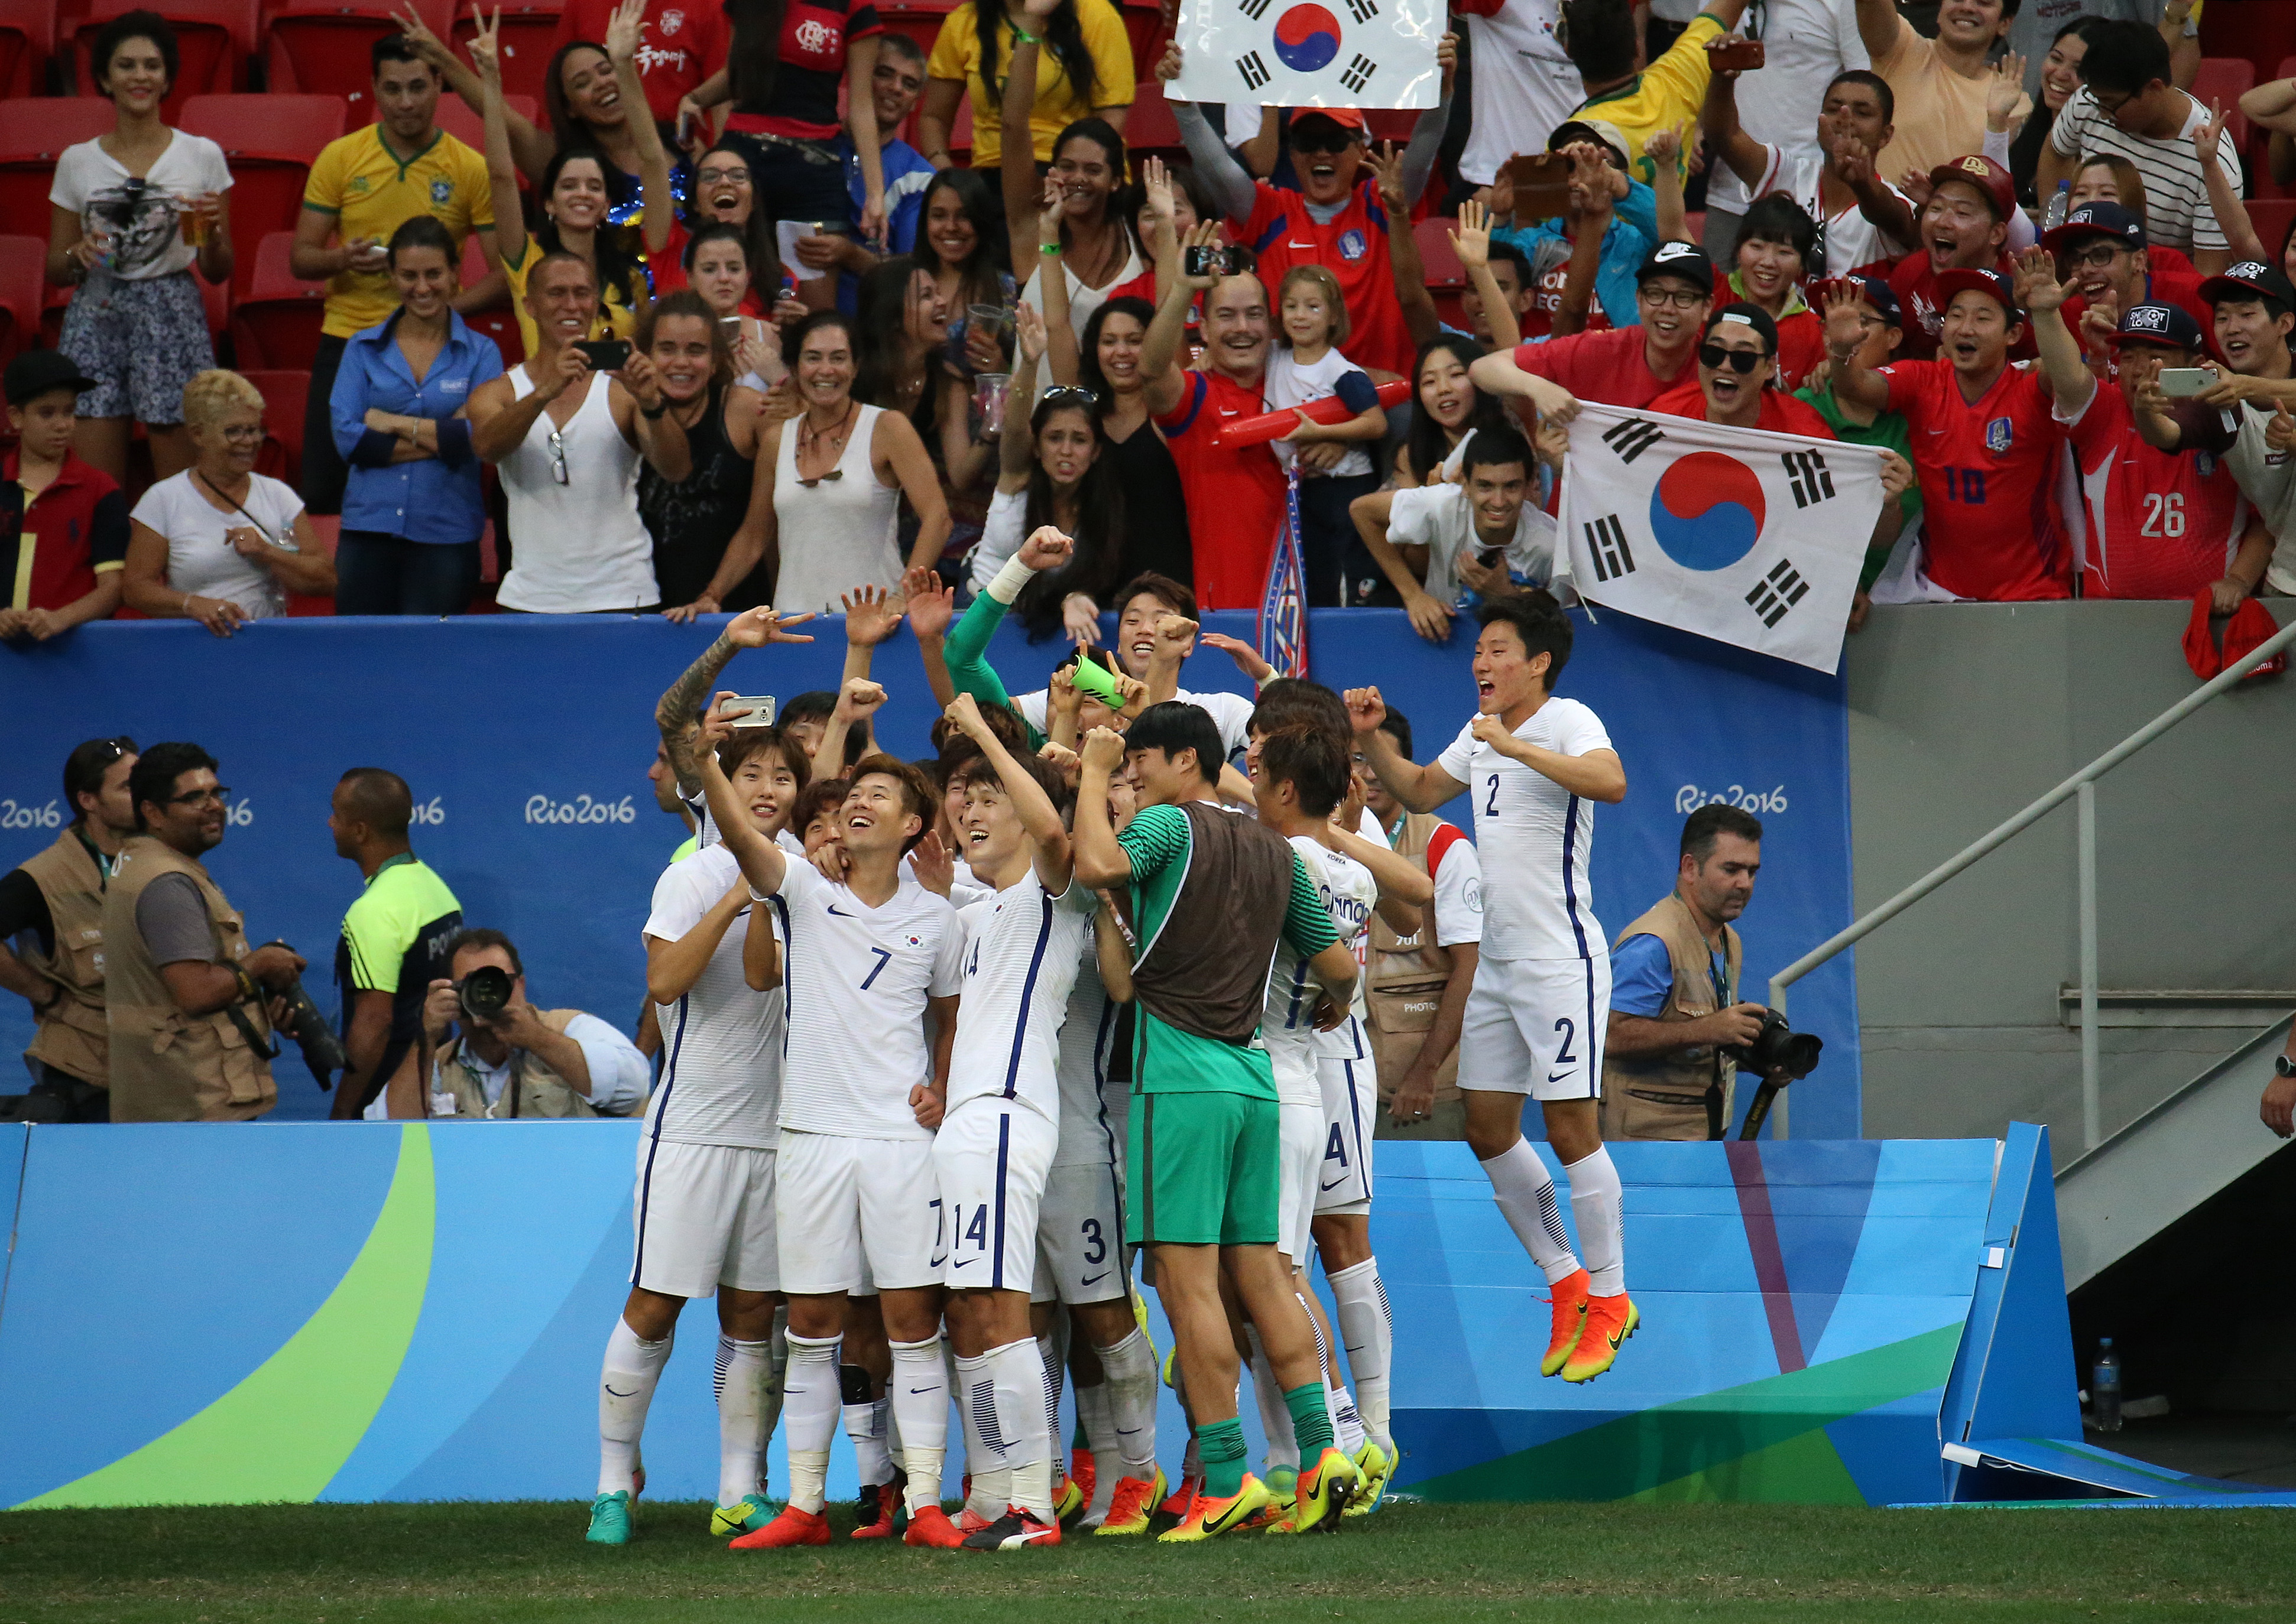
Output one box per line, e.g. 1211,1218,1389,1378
711,1493,779,1537
586,1489,634,1545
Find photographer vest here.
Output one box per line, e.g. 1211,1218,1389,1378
102,836,276,1122
1601,892,1740,1130
433,1010,602,1118
1364,813,1465,1107
15,828,113,1088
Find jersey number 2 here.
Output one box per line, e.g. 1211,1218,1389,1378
1486,774,1501,816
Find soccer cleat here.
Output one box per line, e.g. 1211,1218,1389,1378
1561,1292,1640,1383
1157,1473,1202,1520
1156,1474,1271,1543
904,1504,967,1548
1290,1446,1363,1533
1541,1268,1593,1378
1053,1473,1085,1527
1071,1448,1097,1506
1095,1467,1167,1537
728,1505,830,1549
957,1506,997,1535
1344,1441,1390,1518
585,1489,634,1545
850,1481,899,1539
711,1493,779,1538
962,1505,1063,1550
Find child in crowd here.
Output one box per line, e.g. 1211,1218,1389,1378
1,351,129,644
1265,265,1387,608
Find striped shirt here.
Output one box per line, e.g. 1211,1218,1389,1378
2048,86,2242,255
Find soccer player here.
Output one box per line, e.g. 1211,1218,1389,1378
1348,594,1635,1385
1471,243,1718,417
1072,703,1365,1539
1821,264,2073,600
692,610,969,1552
588,705,809,1545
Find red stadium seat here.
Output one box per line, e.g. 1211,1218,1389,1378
1120,0,1165,79
241,367,309,486
2248,198,2296,264
262,0,454,103
429,90,537,156
181,93,348,294
450,0,562,102
875,0,958,69
0,99,119,228
0,235,44,364
73,0,258,118
228,229,327,368
2190,57,2253,153
1364,109,1419,145
1415,215,1464,288
458,231,523,365
0,0,57,99
1126,79,1180,156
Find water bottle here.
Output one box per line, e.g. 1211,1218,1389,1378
2043,179,2072,232
2092,1337,2122,1433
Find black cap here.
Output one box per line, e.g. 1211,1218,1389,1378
1705,301,1780,354
2198,260,2296,307
1636,240,1715,293
2113,301,2204,352
4,349,98,407
2041,200,2145,254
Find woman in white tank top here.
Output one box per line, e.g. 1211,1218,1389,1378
468,253,692,612
764,311,948,613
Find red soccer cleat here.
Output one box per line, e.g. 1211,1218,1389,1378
850,1480,898,1539
1541,1267,1592,1378
728,1505,830,1549
903,1503,967,1548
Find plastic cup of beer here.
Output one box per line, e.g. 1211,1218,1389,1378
177,194,212,248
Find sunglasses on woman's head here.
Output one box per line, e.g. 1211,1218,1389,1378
1039,385,1100,408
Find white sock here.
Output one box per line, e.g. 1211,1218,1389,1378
715,1336,771,1506
1096,1327,1160,1477
1244,1326,1299,1470
1327,1259,1393,1456
781,1332,842,1514
842,1363,893,1490
890,1336,949,1515
955,1350,1010,1517
975,1338,1046,1518
1565,1145,1626,1297
597,1318,672,1496
1481,1138,1583,1284
1075,1380,1120,1518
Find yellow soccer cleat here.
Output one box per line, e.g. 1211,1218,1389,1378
710,1493,779,1538
1541,1268,1592,1378
1561,1292,1640,1383
1157,1474,1271,1543
1094,1467,1167,1537
1053,1473,1086,1528
1342,1440,1390,1517
1289,1446,1363,1534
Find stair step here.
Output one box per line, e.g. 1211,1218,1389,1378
2056,989,2296,1028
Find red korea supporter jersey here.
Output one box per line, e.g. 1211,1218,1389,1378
2058,382,2249,600
2060,265,2218,371
1646,378,1839,439
1512,327,1693,410
1155,368,1287,610
1880,358,2071,600
1887,252,2035,364
1234,177,1414,376
557,0,727,125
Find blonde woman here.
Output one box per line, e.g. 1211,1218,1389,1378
123,372,336,635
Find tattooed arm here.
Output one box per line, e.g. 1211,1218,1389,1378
653,609,817,793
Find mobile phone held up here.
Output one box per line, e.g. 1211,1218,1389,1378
1183,244,1250,278
2157,368,2213,398
1502,152,1572,223
574,338,632,372
727,695,777,729
1706,35,1765,70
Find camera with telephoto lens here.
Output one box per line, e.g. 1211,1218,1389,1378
251,941,347,1086
457,964,514,1023
1184,244,1250,278
1722,1009,1822,1080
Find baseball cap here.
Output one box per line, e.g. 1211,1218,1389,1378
1704,301,1779,353
1927,154,2016,222
1289,108,1368,135
1934,266,2021,319
1812,274,1903,327
4,349,98,407
1548,117,1631,166
2041,200,2146,255
2198,260,2296,307
2184,593,2288,683
2112,301,2204,352
1636,240,1715,292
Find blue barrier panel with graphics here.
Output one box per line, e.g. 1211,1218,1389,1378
0,610,1857,1135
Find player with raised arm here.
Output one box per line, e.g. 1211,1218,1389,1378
1348,593,1635,1385
691,615,969,1551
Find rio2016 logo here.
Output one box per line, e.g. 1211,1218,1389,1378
525,794,637,826
410,797,446,826
1,799,65,830
1674,783,1789,815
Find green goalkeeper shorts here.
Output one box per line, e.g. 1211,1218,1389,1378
1126,1089,1282,1246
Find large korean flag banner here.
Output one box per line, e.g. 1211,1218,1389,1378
1173,0,1439,109
1556,402,1884,674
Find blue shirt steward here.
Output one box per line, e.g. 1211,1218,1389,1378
330,309,505,545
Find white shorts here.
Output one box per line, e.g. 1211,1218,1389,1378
1314,1055,1374,1214
1458,954,1611,1101
631,1139,779,1297
935,1097,1055,1293
1277,1096,1323,1265
1032,1159,1127,1304
776,1128,943,1295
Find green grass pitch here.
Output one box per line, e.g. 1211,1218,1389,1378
4,1499,2291,1623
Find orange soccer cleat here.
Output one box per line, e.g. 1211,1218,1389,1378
1561,1292,1640,1383
1541,1268,1592,1378
728,1505,831,1549
903,1503,968,1548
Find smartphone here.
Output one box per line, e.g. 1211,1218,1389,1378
2158,368,2213,398
574,338,632,372
727,695,777,729
1503,151,1572,221
1706,36,1765,70
1183,244,1248,277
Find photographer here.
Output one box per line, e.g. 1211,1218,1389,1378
410,928,646,1119
102,742,307,1122
330,768,463,1120
1601,804,1789,1141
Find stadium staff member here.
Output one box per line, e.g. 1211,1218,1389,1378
413,928,647,1118
0,737,140,1121
330,768,463,1120
102,742,306,1122
1601,804,1784,1141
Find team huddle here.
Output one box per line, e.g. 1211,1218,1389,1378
593,534,1633,1551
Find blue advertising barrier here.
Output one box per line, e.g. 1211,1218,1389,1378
0,608,1859,1135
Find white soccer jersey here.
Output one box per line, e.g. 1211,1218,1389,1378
1052,948,1120,1169
948,870,1096,1121
1015,684,1256,763
1306,839,1379,1059
771,859,965,1140
1436,697,1612,962
642,843,784,1149
1260,837,1345,1102
1745,143,1912,277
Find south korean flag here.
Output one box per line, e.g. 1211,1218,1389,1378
1173,0,1439,110
1555,402,1886,674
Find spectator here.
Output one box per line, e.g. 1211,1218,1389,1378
1395,333,1512,487
416,928,649,1118
470,253,689,611
1492,125,1663,337
1693,0,1868,262
1010,122,1143,349
103,742,307,1123
1055,294,1195,593
1888,155,2022,359
45,10,233,486
2067,151,2152,228
1453,0,1584,209
773,34,940,308
563,0,727,134
653,144,780,310
1264,265,1387,605
2242,69,2296,194
677,222,774,346
1471,241,1718,415
329,767,464,1120
2039,21,2240,272
855,257,988,568
475,13,674,358
2043,202,2210,372
1854,0,2028,185
2266,1023,2296,1139
1556,0,1752,183
2,352,128,643
294,31,502,517
1455,232,1535,352
1352,427,1558,644
764,311,950,611
0,738,138,1123
1703,66,1916,277
123,371,337,634
1650,303,1840,433
1716,195,1829,388
919,0,1134,172
1794,274,1922,621
329,217,506,616
2010,18,2103,205
640,290,776,619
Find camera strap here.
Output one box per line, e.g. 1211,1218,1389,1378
223,997,281,1062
